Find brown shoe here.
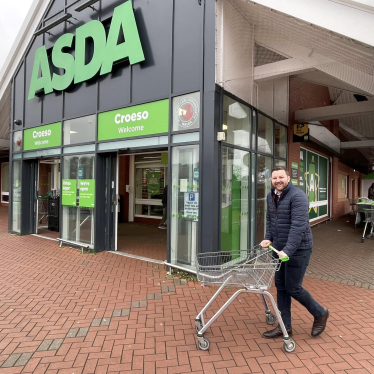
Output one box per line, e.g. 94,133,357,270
311,307,329,337
262,325,292,339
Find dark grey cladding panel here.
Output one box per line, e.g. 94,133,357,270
13,63,25,130
44,0,64,21
101,0,126,21
131,0,173,103
25,36,43,128
173,0,203,95
44,22,65,51
98,64,131,112
42,90,63,124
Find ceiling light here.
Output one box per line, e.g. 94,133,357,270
70,131,78,134
229,102,247,119
223,124,228,130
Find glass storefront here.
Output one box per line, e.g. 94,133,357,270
221,147,249,252
11,161,22,233
61,155,95,246
170,145,199,268
1,163,9,203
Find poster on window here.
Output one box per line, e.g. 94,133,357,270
299,149,329,221
147,172,160,195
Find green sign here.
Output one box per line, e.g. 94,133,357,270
23,122,62,151
79,179,95,208
291,162,298,169
299,149,329,220
291,179,298,186
148,172,160,195
62,179,77,206
28,2,144,100
98,99,169,141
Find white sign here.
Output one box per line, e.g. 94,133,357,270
184,192,199,221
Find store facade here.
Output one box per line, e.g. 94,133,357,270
8,0,287,270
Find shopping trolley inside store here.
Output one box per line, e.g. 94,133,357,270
38,193,50,224
194,245,296,352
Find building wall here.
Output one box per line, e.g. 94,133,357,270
288,77,365,222
216,0,254,104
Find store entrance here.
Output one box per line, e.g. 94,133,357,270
117,150,168,261
36,158,61,239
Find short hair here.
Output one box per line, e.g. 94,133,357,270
271,166,289,177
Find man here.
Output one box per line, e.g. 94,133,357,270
261,166,329,338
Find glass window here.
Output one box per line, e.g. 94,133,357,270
223,95,251,148
13,131,23,152
275,159,287,168
275,123,287,158
172,92,200,132
61,155,95,246
258,114,273,154
221,148,249,252
256,155,272,243
63,115,96,145
250,154,256,248
170,145,199,269
11,161,22,232
1,163,9,203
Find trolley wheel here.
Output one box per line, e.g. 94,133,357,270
266,313,276,325
283,338,296,353
195,320,203,333
198,337,210,351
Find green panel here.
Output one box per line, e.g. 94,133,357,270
161,152,168,165
299,149,307,193
62,179,77,206
98,99,169,141
319,205,327,216
291,179,298,185
23,122,62,151
318,156,328,201
79,179,95,208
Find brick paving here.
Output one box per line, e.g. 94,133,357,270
0,206,373,374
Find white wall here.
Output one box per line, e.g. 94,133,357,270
216,0,254,104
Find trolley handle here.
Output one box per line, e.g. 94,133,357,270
269,245,289,262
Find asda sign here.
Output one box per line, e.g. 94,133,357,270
23,122,62,151
28,1,144,100
98,99,169,141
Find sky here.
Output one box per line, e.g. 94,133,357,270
0,0,34,72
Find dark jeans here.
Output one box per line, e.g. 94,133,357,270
274,250,325,329
159,205,167,226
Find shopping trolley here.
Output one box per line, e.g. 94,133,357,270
194,245,296,352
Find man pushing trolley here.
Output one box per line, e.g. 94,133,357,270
194,166,329,352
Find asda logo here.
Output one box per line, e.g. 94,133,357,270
28,1,144,100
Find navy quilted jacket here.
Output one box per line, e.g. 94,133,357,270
264,183,313,256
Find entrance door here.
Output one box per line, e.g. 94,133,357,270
37,159,61,235
95,152,118,251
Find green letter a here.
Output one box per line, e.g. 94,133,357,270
100,1,145,75
28,46,53,100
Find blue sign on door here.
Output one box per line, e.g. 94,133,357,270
189,193,195,201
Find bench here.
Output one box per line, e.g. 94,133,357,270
57,238,90,254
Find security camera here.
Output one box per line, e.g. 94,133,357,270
13,119,22,126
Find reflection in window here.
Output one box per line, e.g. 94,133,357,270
223,95,251,148
256,155,272,243
221,148,249,252
62,155,95,246
63,115,96,145
275,123,287,158
258,114,273,154
13,131,23,152
275,159,287,168
170,145,199,269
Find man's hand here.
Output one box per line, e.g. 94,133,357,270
277,250,288,259
260,240,272,248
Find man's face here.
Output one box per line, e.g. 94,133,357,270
271,170,290,192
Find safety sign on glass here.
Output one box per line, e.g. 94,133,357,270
62,179,77,206
79,179,95,208
184,192,199,221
